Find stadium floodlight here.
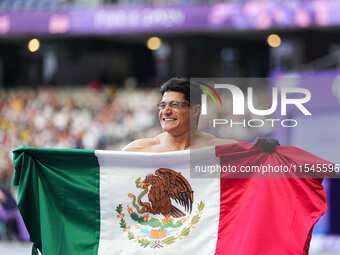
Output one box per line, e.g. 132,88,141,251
28,38,40,53
147,37,162,51
267,34,281,48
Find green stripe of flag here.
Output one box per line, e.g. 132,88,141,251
13,147,100,255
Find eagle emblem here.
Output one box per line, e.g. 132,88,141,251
139,168,193,221
114,168,205,249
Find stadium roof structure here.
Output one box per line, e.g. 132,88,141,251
0,0,339,36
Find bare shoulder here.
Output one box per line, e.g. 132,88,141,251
192,131,238,148
121,138,159,152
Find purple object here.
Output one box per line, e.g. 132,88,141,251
0,192,29,241
0,0,338,35
271,70,340,145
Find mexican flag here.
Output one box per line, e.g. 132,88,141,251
12,143,329,255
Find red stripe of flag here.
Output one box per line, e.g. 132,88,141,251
214,143,328,255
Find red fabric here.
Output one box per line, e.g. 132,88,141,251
215,143,328,255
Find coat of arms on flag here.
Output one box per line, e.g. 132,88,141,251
114,168,205,249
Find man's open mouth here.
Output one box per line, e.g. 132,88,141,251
163,118,177,121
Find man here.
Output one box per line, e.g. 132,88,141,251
123,77,278,152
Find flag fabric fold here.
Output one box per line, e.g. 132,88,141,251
12,144,329,255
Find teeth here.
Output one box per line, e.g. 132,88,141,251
164,118,176,121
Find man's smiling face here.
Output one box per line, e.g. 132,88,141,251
158,91,190,135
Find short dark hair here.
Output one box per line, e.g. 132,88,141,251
160,78,202,105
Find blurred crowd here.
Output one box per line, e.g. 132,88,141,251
0,85,161,186
0,84,162,241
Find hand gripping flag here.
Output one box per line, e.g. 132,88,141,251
12,143,331,255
